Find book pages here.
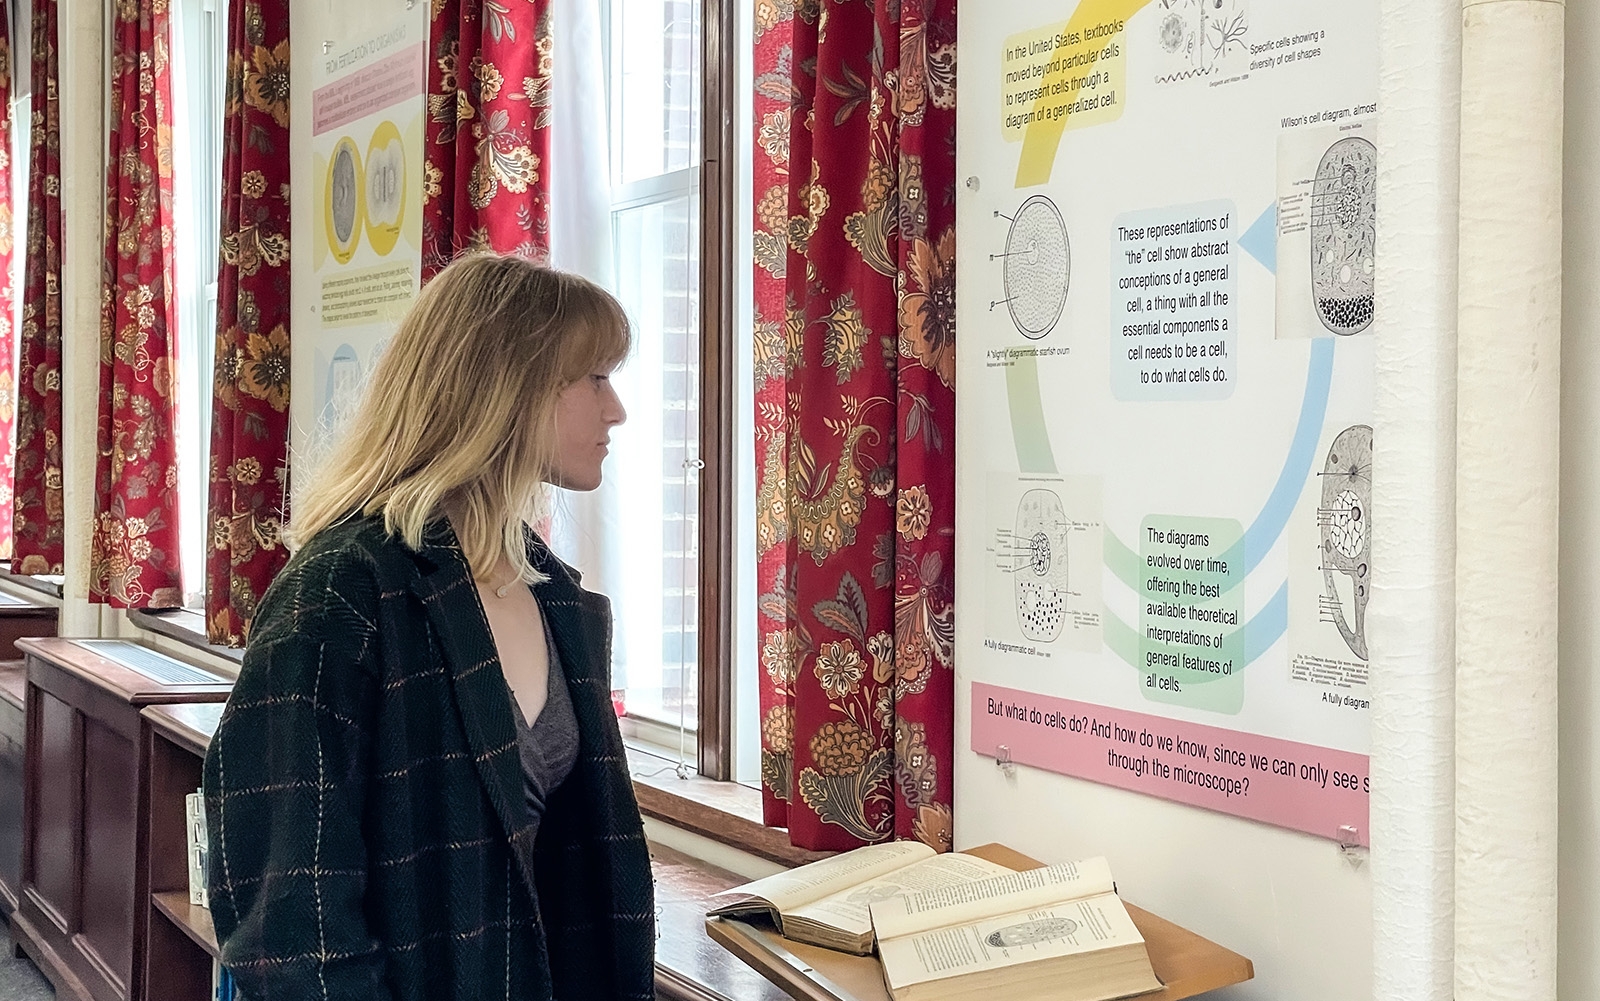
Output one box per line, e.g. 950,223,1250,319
712,840,935,912
788,852,1016,939
871,857,1116,941
879,894,1145,990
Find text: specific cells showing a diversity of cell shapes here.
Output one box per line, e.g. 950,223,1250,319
1316,425,1371,661
992,196,1070,340
1310,136,1375,335
1153,0,1249,85
1004,489,1075,642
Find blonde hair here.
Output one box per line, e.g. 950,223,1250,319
287,253,631,585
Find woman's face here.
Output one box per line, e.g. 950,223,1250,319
550,365,627,491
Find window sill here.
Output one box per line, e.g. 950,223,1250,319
0,563,64,600
626,744,831,870
131,608,821,870
127,607,245,663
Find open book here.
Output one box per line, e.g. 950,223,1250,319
868,857,1163,1001
707,841,1017,954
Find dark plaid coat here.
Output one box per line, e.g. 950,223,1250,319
202,517,655,1001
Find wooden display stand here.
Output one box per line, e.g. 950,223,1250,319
706,844,1254,1001
11,638,231,1001
130,704,791,1001
0,592,61,918
140,703,226,1001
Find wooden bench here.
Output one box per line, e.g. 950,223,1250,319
0,592,58,920
0,660,26,919
11,639,231,1001
139,700,791,1001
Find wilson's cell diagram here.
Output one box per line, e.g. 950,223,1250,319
991,195,1070,340
1316,424,1371,661
1310,136,1376,335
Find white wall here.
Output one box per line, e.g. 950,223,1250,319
54,0,104,638
1560,3,1600,996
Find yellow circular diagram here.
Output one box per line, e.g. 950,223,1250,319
324,136,365,265
364,121,406,257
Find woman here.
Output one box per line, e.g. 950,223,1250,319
202,254,655,1001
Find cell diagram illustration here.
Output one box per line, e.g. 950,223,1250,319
1153,0,1249,85
1001,488,1075,642
845,882,906,906
992,195,1069,339
1317,425,1372,661
330,141,359,246
364,121,407,256
985,917,1080,949
1309,136,1376,335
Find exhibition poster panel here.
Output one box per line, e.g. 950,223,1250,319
959,0,1375,844
306,7,429,459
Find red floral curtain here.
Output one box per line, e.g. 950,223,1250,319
754,0,958,851
423,0,553,277
206,0,292,643
12,0,63,575
0,14,18,562
91,0,183,607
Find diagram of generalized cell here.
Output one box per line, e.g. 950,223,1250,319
986,475,1102,652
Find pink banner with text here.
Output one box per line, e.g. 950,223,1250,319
971,682,1370,845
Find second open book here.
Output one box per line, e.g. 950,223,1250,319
869,857,1162,1001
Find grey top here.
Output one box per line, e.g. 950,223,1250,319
509,611,581,845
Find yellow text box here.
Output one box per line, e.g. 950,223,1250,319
1001,18,1127,142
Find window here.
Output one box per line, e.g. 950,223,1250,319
169,0,228,607
587,0,751,780
602,0,703,738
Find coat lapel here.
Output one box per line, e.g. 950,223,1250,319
407,522,542,894
529,546,622,767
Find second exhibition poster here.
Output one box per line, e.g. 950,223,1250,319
958,0,1377,843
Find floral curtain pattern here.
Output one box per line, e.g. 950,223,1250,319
754,0,958,851
92,0,183,607
12,0,63,574
423,0,554,277
0,18,18,562
206,0,292,643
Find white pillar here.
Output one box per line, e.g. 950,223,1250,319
1370,0,1461,995
56,0,105,637
1558,1,1600,996
1455,3,1563,999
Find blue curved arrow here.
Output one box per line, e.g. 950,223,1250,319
1001,333,1336,670
1100,337,1334,594
1215,337,1334,589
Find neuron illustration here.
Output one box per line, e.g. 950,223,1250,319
991,196,1069,340
1316,425,1372,661
1154,0,1249,85
999,489,1075,642
1310,136,1376,335
985,917,1080,949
